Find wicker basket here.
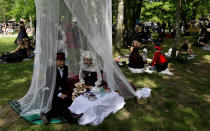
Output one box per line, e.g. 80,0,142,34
137,97,149,104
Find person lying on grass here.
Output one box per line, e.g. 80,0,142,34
40,52,83,125
150,46,168,72
0,39,28,63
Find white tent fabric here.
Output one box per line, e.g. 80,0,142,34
18,0,138,117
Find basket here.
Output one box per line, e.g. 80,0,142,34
137,97,149,104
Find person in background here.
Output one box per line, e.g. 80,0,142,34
150,46,168,72
180,40,195,55
14,21,29,44
128,41,145,70
197,33,208,47
0,39,28,63
0,24,3,35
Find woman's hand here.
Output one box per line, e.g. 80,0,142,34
60,94,68,99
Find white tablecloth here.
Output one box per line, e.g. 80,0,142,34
68,91,125,126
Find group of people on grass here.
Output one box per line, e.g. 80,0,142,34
127,40,168,73
125,18,210,74
0,21,35,63
0,22,17,36
1,18,209,125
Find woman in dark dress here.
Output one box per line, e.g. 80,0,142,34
14,21,29,44
79,51,102,88
197,33,208,47
0,39,28,63
128,41,145,73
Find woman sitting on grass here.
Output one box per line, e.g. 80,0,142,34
128,40,146,73
10,39,27,54
180,40,195,56
193,33,208,47
79,51,102,89
150,46,168,72
0,39,28,63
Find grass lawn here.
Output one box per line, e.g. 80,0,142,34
0,36,210,131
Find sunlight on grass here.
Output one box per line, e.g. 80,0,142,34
0,37,16,54
202,94,210,102
115,108,131,120
203,55,210,61
137,77,158,88
0,119,6,127
142,115,157,123
11,77,28,85
179,107,199,119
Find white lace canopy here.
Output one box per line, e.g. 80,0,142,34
18,0,138,117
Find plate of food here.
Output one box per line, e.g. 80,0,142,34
77,88,86,94
88,95,97,101
83,92,91,98
74,82,85,87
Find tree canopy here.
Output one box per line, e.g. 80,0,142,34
0,0,36,22
141,0,210,23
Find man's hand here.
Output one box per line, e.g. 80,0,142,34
59,94,68,99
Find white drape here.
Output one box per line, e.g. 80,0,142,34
18,0,137,117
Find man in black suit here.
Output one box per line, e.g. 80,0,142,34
40,52,82,125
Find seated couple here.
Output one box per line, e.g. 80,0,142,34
40,51,103,125
128,40,147,73
0,38,32,63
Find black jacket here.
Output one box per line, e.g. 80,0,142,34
45,65,69,102
53,65,68,98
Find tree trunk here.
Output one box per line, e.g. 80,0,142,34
115,0,125,48
172,0,181,59
125,0,133,31
133,0,143,28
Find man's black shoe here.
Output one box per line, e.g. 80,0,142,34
71,113,83,119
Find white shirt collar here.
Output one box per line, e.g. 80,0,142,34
57,66,64,71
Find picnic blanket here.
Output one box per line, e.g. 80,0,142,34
9,101,64,124
144,66,174,76
202,45,210,51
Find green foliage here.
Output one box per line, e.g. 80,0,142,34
0,0,14,21
141,1,176,22
141,0,210,23
0,0,36,22
9,0,36,21
182,0,210,21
